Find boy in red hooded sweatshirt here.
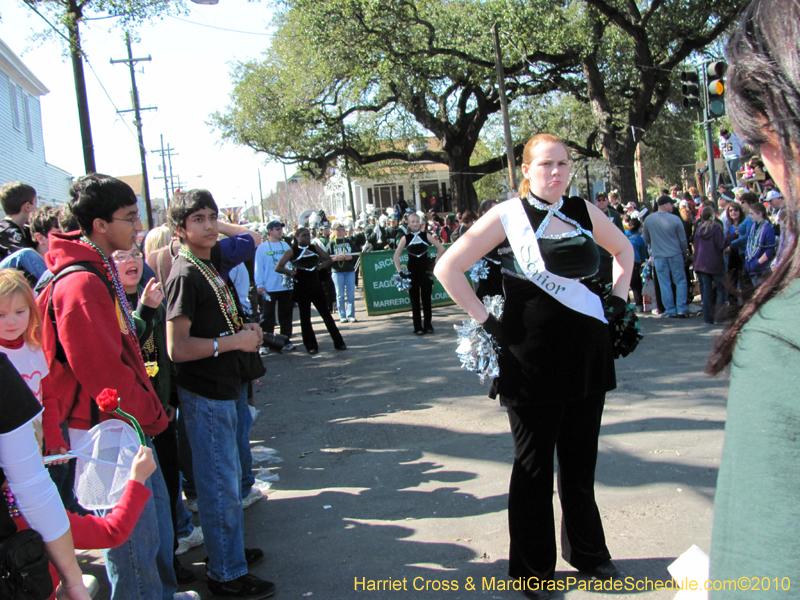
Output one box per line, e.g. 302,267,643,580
36,174,198,600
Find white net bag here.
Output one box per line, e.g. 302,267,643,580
72,420,142,510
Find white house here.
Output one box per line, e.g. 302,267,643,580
0,37,73,215
326,139,452,217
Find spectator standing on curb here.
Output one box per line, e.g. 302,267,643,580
0,182,37,260
642,195,689,318
693,207,728,325
165,189,275,599
254,221,295,353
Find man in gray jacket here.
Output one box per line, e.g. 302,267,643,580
643,195,689,317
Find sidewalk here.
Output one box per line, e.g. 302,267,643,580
83,293,729,599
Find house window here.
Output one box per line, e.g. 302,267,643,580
9,82,20,131
23,95,33,151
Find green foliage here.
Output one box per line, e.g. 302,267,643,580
214,0,747,208
26,0,188,56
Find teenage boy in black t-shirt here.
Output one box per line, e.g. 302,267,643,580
165,190,275,599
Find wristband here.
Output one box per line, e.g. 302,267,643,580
213,338,219,358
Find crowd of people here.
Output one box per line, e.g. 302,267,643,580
595,176,782,325
0,175,486,600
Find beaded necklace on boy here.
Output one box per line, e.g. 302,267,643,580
178,246,243,333
80,236,141,353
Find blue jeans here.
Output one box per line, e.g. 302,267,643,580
331,270,355,320
697,271,726,324
175,479,195,539
103,437,177,600
178,385,250,582
653,255,688,316
178,398,254,504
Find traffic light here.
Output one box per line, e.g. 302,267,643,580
680,69,702,109
706,61,727,119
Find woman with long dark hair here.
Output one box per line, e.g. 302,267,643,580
435,133,633,599
723,200,746,303
693,207,727,324
707,0,800,586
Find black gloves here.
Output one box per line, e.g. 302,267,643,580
605,295,628,322
481,314,503,345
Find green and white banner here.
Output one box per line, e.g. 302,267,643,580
360,246,472,316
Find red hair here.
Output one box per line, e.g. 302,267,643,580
518,134,571,198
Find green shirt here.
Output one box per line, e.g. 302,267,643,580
710,279,800,596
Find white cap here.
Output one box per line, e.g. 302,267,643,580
766,190,782,202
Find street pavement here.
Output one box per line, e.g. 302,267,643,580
81,291,729,600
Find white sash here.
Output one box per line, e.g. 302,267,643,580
497,198,607,323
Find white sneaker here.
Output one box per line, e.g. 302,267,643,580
258,346,269,356
173,592,200,600
175,526,204,555
283,342,295,352
348,317,357,323
242,487,263,510
184,497,198,513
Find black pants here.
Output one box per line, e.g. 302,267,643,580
630,263,643,307
260,289,294,339
296,283,345,352
152,418,181,552
409,275,433,332
506,393,611,581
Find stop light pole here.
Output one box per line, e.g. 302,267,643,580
681,61,727,203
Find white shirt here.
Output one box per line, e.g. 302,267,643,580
3,343,49,404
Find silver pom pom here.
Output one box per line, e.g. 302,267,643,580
469,258,490,281
390,267,412,292
453,295,504,383
281,274,295,289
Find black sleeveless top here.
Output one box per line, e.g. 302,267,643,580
404,230,432,275
291,246,322,290
490,196,616,406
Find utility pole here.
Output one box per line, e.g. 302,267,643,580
111,33,156,229
492,23,518,194
151,135,179,204
152,134,170,208
338,115,357,220
258,169,265,222
66,0,96,173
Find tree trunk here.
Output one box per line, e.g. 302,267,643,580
448,156,479,214
605,140,639,208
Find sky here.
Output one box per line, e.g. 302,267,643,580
0,0,296,214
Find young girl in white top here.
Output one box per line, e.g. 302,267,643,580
0,268,48,404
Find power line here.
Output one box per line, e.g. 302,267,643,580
166,15,273,36
20,1,141,146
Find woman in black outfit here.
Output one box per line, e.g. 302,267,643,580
276,228,345,354
435,134,633,600
393,213,446,335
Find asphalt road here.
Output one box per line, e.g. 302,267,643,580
81,291,729,600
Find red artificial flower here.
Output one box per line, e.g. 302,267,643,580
96,388,120,413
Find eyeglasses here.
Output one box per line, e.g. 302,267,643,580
111,215,141,226
112,251,143,262
335,227,345,231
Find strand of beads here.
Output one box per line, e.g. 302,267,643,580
3,487,20,518
81,237,141,353
178,247,242,333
